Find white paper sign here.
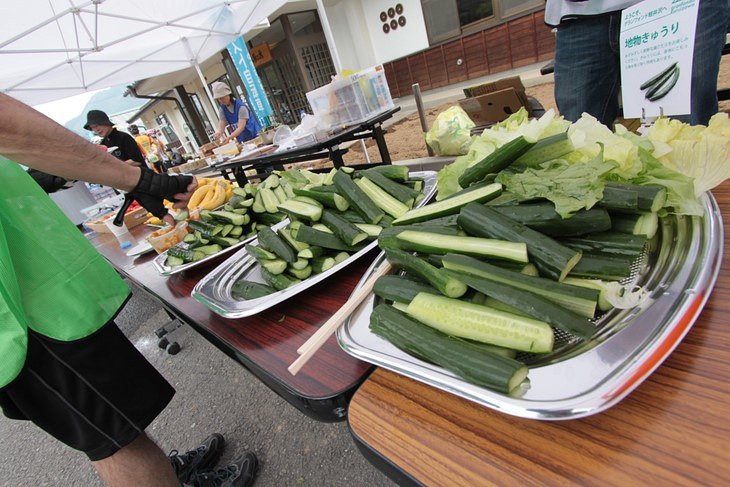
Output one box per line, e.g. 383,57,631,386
620,0,699,118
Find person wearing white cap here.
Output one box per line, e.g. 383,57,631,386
211,81,260,144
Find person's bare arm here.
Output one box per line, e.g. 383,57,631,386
0,94,196,223
213,119,227,141
0,94,143,191
223,119,246,143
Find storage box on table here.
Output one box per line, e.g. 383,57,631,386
306,65,394,129
463,76,526,98
84,206,148,233
459,75,532,126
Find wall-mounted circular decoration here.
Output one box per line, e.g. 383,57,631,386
388,7,395,18
383,23,390,34
390,19,398,30
398,16,406,27
396,3,404,15
380,11,387,22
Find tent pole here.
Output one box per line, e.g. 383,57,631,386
315,0,371,164
182,37,219,133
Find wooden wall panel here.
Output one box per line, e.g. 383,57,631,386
383,9,556,97
463,32,489,79
508,15,537,68
442,40,467,83
485,24,512,74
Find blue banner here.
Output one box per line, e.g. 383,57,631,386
227,37,273,123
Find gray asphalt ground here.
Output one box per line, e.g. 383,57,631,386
0,281,394,487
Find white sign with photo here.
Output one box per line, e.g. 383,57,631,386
619,0,699,118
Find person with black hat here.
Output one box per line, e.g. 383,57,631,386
85,110,146,167
0,94,260,487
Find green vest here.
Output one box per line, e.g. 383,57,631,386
0,158,130,387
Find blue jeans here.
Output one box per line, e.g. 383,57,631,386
554,0,730,126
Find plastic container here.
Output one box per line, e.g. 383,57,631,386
146,222,189,254
306,65,394,129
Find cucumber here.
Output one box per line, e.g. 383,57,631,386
277,199,322,222
458,136,536,188
354,223,382,237
320,209,369,246
232,208,247,215
175,209,189,221
312,256,336,273
333,251,350,264
441,254,598,318
483,297,530,318
337,210,367,224
298,246,324,259
273,185,287,204
287,265,312,279
199,209,213,222
257,227,297,262
404,179,424,192
282,182,295,199
493,204,612,237
254,212,287,226
263,173,280,189
196,244,223,256
362,169,421,203
252,190,266,213
380,225,460,239
406,293,553,353
611,212,659,239
605,183,667,213
409,214,458,227
373,275,437,303
231,280,276,300
356,177,410,218
210,236,238,247
167,245,204,263
278,227,310,252
485,192,521,206
188,220,218,239
292,195,324,209
341,166,355,174
228,195,247,209
239,198,254,208
599,183,639,211
366,165,409,181
383,248,466,298
233,187,248,197
369,304,528,393
229,226,243,237
259,188,280,213
312,223,333,233
568,252,635,281
183,233,198,244
560,232,647,257
244,183,256,195
393,182,501,225
445,269,595,338
289,221,356,251
261,258,287,275
379,215,394,227
288,258,309,270
640,62,678,90
309,185,339,193
261,268,299,290
380,230,528,263
166,255,184,267
292,188,349,211
220,224,234,237
459,203,582,281
513,132,573,168
562,278,613,312
333,170,384,224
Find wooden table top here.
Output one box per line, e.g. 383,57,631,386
91,225,372,421
348,185,730,486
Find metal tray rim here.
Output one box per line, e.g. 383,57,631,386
152,231,261,276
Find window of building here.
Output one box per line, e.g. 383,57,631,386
457,0,494,27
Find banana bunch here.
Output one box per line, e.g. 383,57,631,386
188,178,234,210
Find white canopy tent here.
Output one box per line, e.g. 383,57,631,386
0,0,286,106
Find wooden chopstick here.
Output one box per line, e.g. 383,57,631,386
288,261,392,375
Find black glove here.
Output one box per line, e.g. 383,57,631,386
113,167,193,226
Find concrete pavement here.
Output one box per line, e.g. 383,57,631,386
0,281,393,486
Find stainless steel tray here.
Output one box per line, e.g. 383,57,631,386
152,232,260,276
337,192,723,420
191,171,438,318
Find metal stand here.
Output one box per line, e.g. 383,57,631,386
638,106,664,134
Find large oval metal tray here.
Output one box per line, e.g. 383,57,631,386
191,171,437,318
337,192,723,420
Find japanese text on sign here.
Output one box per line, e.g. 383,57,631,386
226,37,273,121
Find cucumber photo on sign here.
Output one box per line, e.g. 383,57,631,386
639,62,680,102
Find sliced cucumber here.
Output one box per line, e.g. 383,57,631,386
459,136,536,188
261,258,287,275
333,170,384,224
406,293,553,353
287,265,312,280
356,177,410,218
312,256,336,273
384,248,466,298
381,230,528,263
277,199,322,222
513,132,573,168
393,182,501,225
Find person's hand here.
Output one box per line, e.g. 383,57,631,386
212,131,223,141
127,167,197,221
124,159,142,167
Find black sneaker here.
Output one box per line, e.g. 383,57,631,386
169,433,225,485
190,452,258,487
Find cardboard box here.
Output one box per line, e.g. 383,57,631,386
458,88,528,126
200,142,219,155
84,206,149,233
463,76,525,98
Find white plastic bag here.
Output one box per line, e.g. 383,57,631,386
425,106,476,156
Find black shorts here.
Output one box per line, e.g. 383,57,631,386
0,321,175,461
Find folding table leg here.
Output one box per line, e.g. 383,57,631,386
373,125,391,164
329,145,344,168
233,167,249,187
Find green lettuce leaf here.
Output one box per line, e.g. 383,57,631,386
634,148,703,216
496,150,617,218
436,137,496,200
